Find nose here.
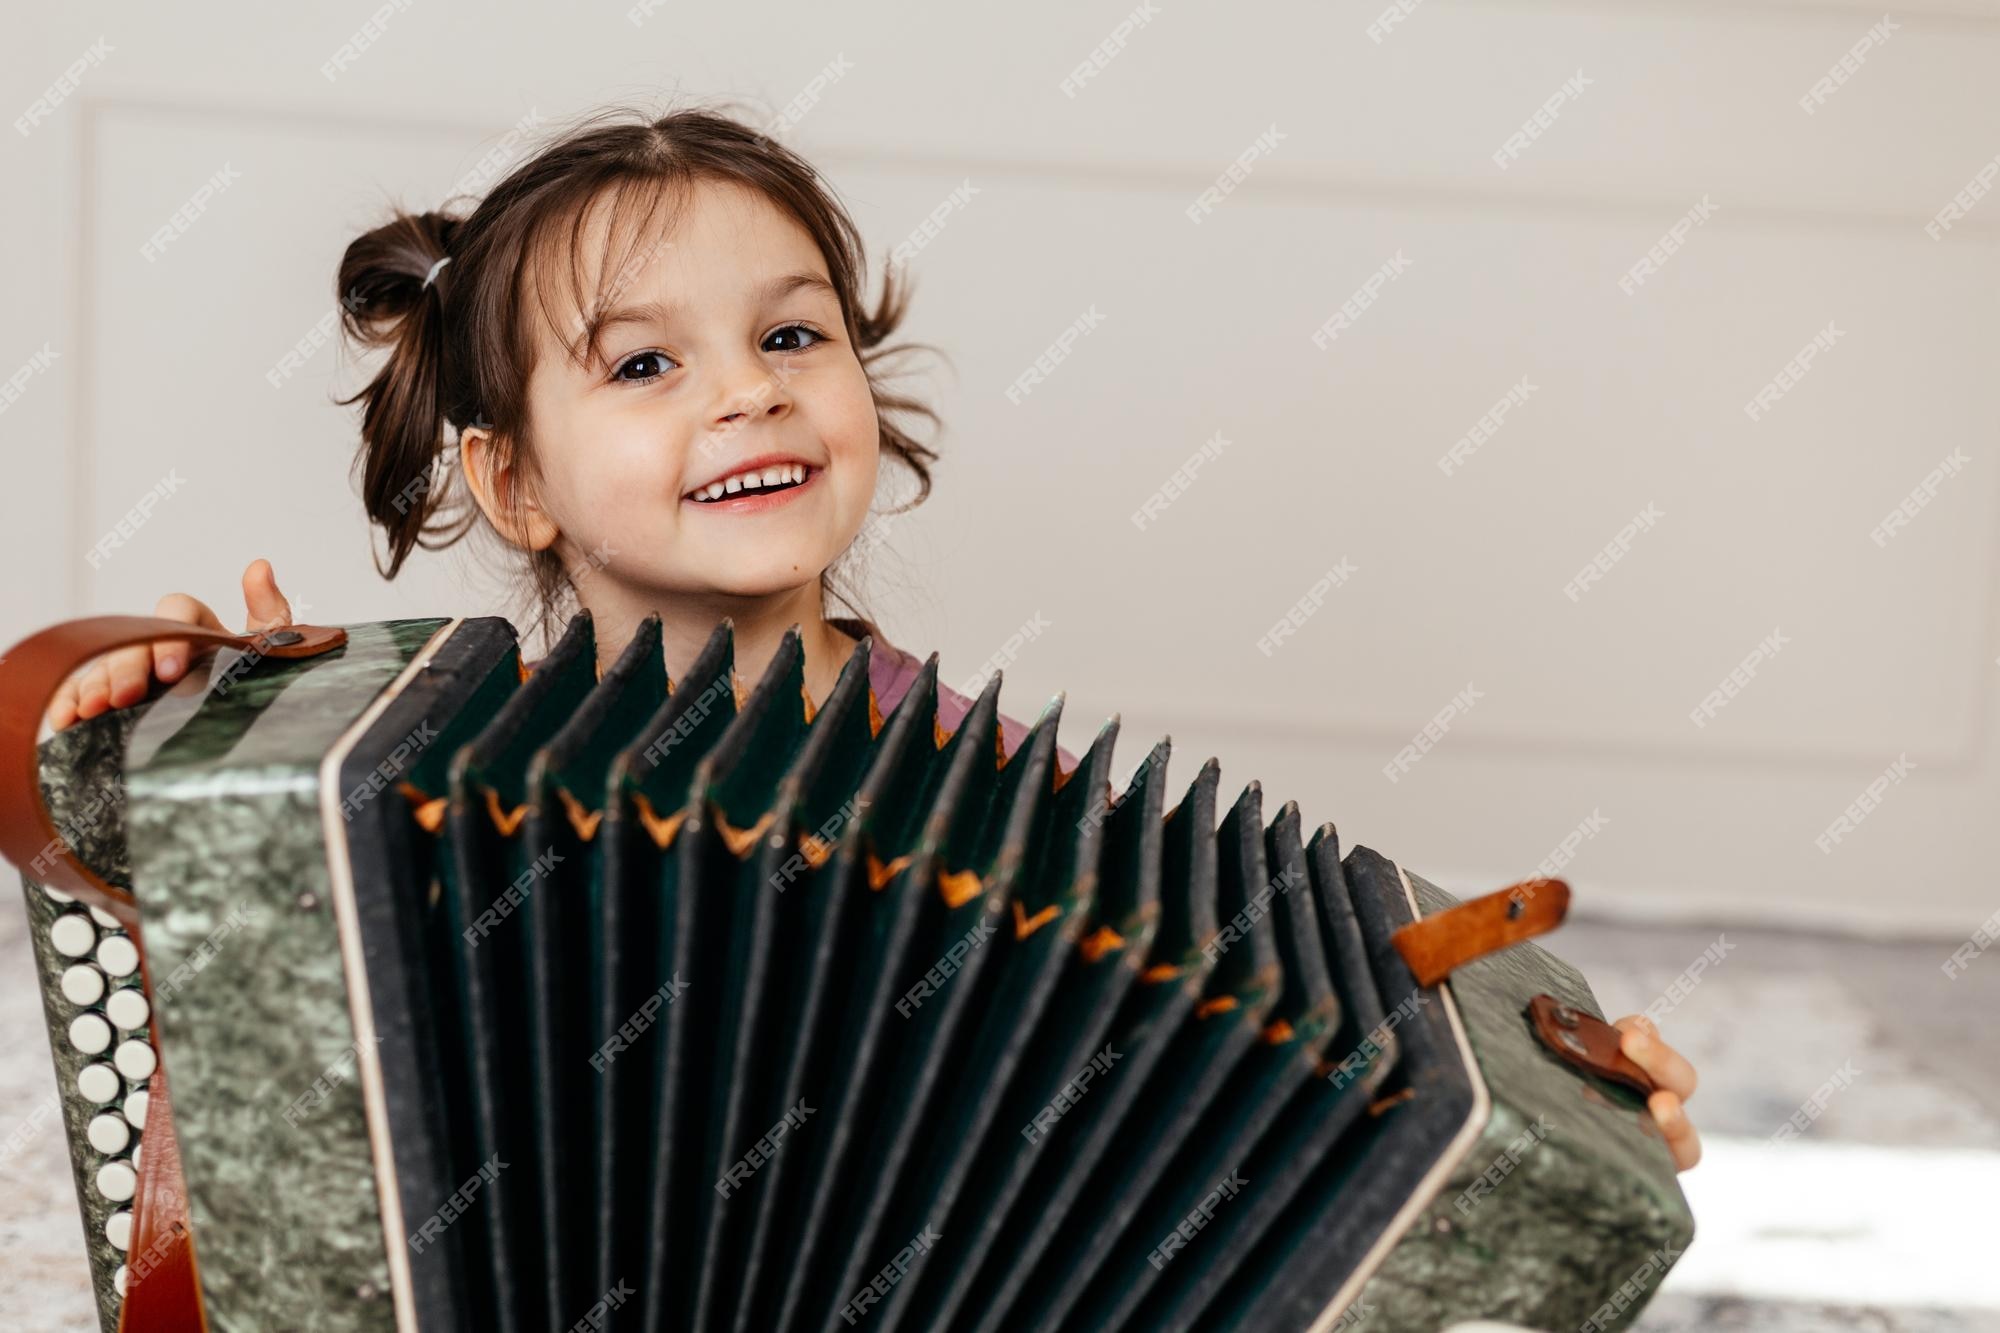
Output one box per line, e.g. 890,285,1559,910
717,396,788,427
712,356,794,429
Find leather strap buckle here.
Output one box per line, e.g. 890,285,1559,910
1526,992,1658,1097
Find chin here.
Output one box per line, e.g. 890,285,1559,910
682,542,840,598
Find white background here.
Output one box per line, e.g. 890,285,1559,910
2,0,1994,942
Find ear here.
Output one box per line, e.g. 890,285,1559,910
461,427,560,552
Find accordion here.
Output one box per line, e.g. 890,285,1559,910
0,611,1693,1333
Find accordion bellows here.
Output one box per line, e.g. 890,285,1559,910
13,612,1693,1333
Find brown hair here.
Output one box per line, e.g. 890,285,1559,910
334,101,939,650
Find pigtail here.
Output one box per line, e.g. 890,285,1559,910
335,208,475,579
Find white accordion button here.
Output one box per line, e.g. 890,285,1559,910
96,1160,137,1202
60,964,107,1006
113,1264,129,1296
50,914,97,958
69,1013,113,1055
97,936,140,978
106,988,150,1031
89,906,123,929
132,1144,143,1171
106,1210,133,1252
123,1088,149,1129
113,1040,157,1082
77,1063,122,1104
41,885,75,903
87,1113,131,1155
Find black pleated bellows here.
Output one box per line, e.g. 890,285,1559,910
347,611,1470,1333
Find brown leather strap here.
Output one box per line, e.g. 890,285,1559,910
1526,992,1658,1097
0,615,346,925
1390,876,1570,986
118,1040,207,1330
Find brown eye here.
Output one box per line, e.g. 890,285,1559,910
763,324,826,353
612,350,675,382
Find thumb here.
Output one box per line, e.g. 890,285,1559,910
242,558,293,632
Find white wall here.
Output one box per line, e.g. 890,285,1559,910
3,1,1994,933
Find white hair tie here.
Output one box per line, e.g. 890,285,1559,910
422,256,452,289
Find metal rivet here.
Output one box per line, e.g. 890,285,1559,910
263,629,303,646
1559,1030,1589,1057
1506,897,1525,920
1553,1003,1580,1029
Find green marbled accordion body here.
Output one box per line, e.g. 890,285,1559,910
18,612,1692,1333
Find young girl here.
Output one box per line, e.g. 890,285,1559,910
44,102,1700,1172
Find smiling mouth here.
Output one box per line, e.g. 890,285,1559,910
684,463,818,505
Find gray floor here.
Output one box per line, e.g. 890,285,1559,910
1552,916,2000,1332
1556,916,2000,1154
4,897,1998,1330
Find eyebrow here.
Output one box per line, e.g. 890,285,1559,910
582,270,838,365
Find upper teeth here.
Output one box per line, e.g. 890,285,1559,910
691,462,808,501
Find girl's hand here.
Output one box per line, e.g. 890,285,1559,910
43,559,294,732
1613,1013,1701,1171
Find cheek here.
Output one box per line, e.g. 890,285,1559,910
538,421,685,530
819,366,881,477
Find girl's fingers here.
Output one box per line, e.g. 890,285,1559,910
69,662,113,722
1648,1088,1702,1171
151,592,228,684
44,677,81,732
44,592,228,731
1614,1013,1698,1102
1619,1015,1702,1171
100,644,163,710
1615,1011,1660,1042
242,558,292,632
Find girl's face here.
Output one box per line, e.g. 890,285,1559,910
506,177,880,607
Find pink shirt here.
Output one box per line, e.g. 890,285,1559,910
530,620,1081,774
863,633,1081,775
